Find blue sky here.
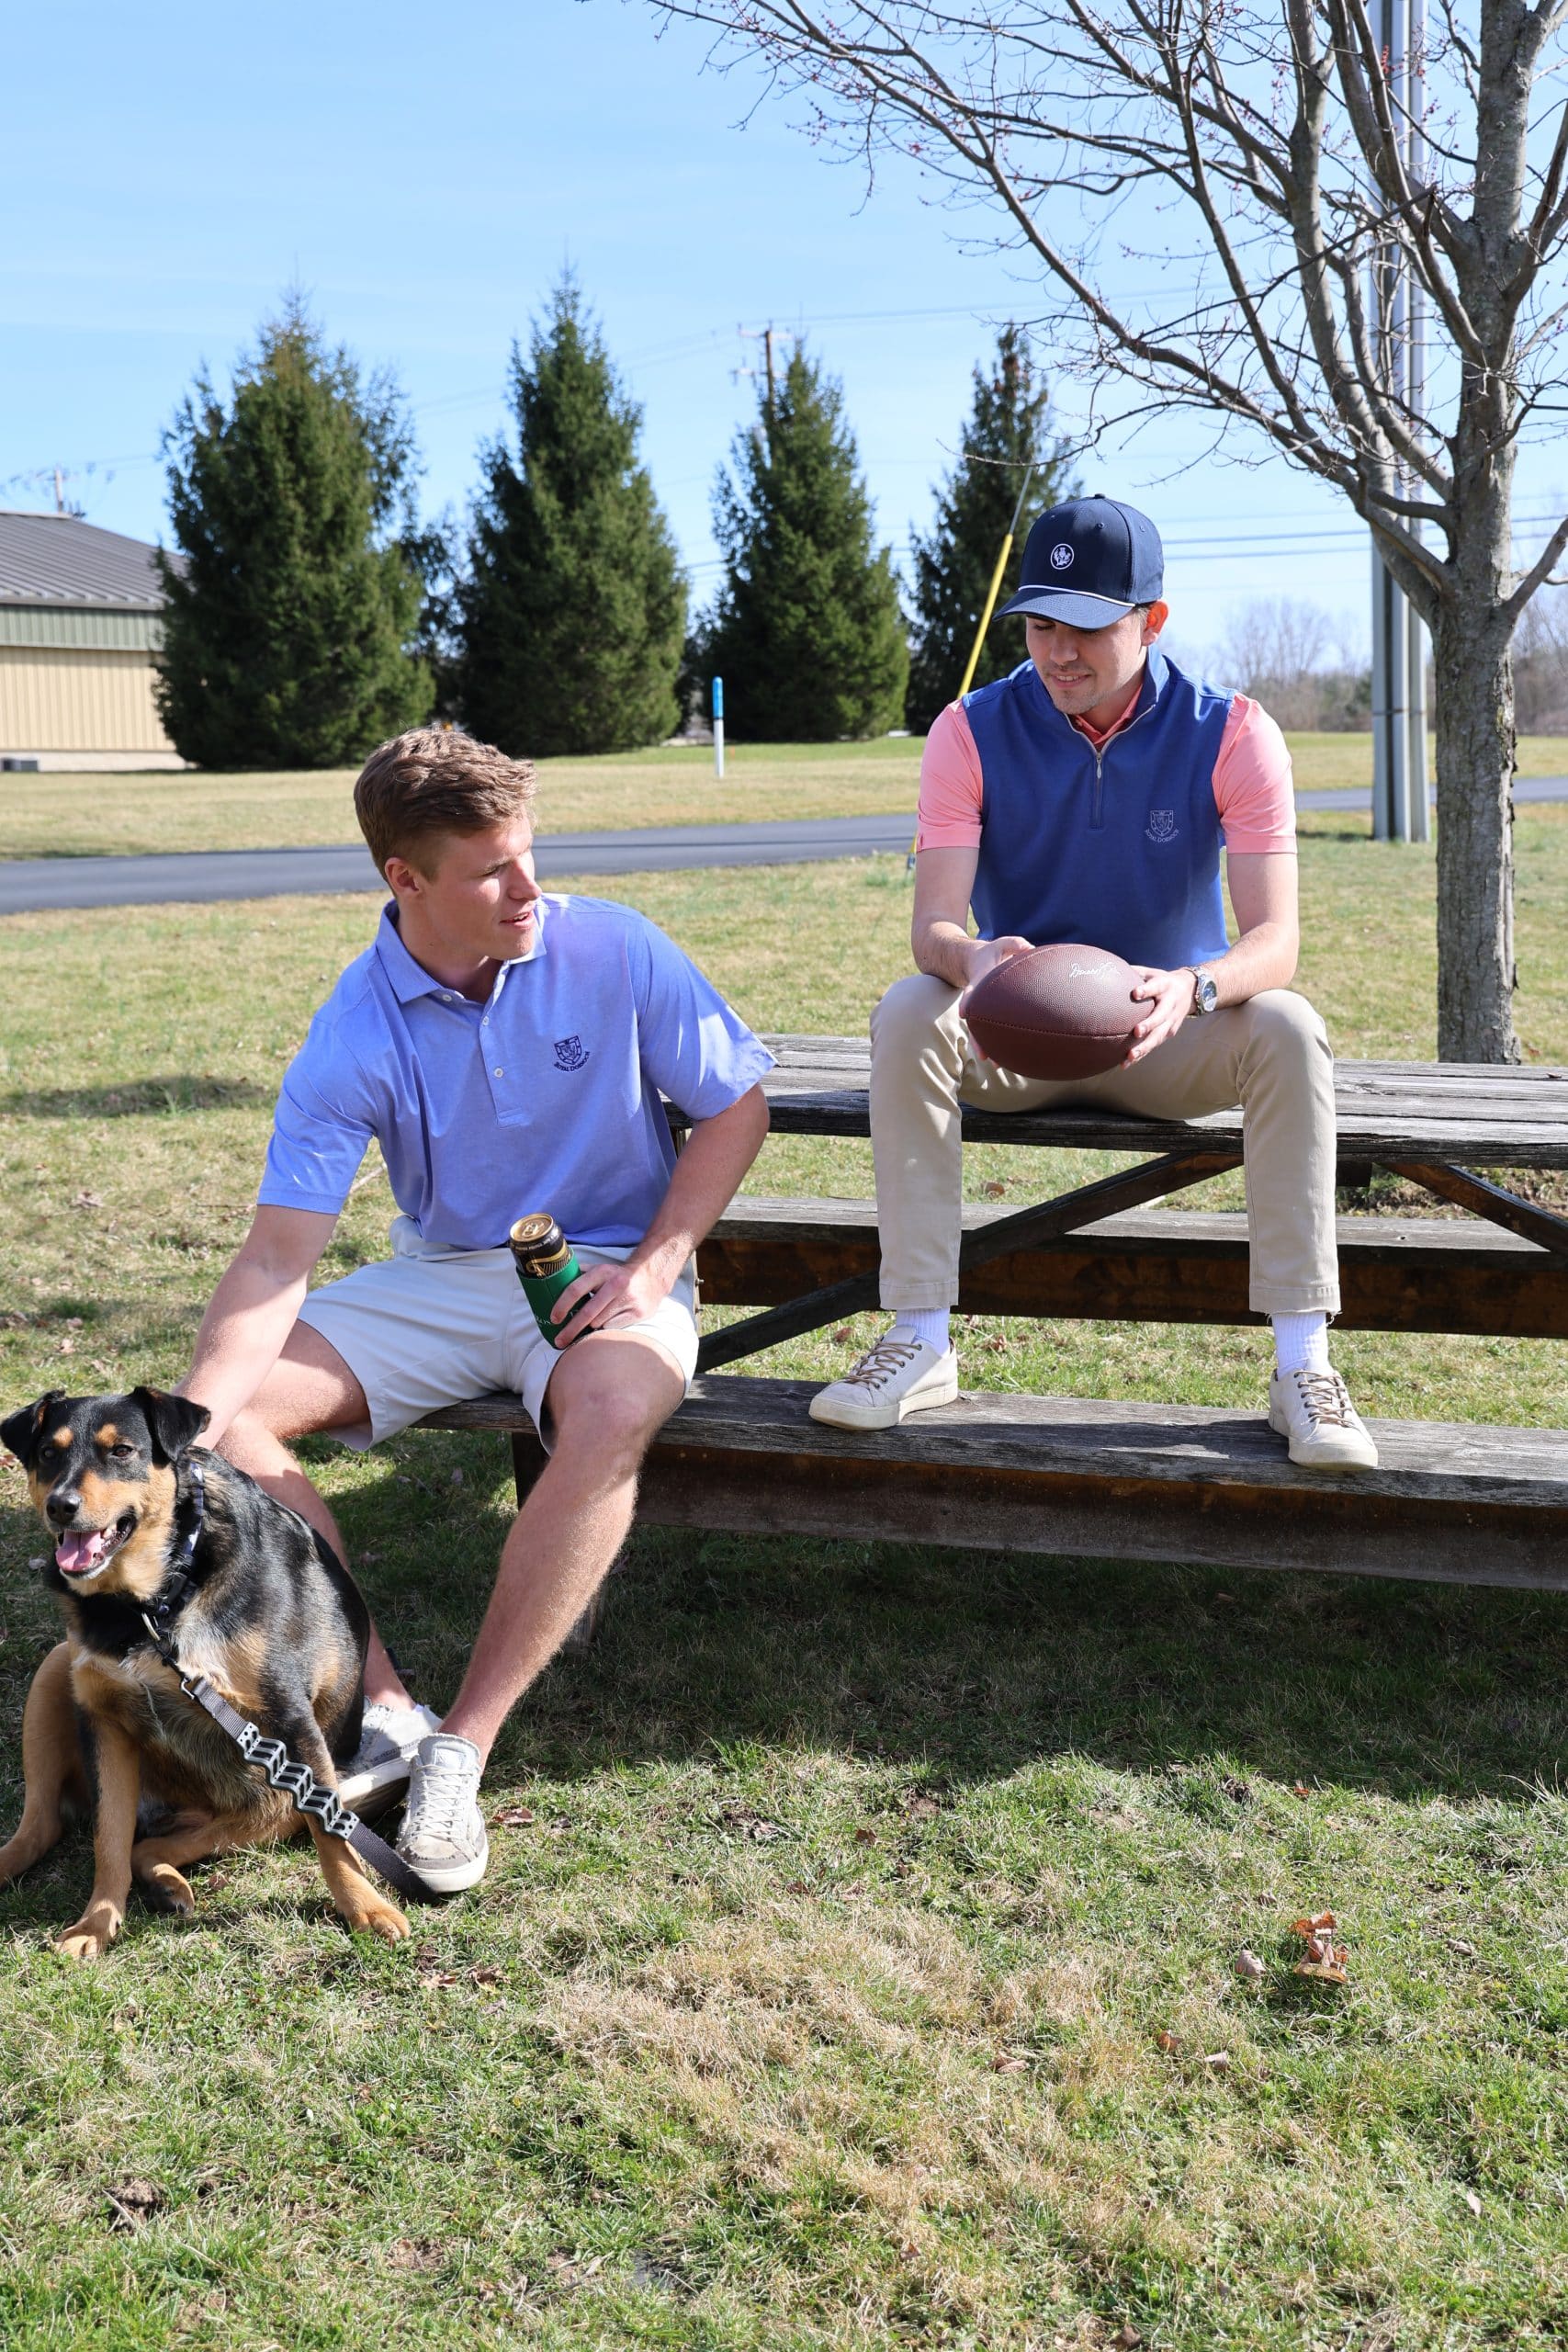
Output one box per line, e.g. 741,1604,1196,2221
0,0,1490,660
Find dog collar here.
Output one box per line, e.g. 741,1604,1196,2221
139,1457,206,1662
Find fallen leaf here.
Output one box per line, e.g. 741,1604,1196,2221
1235,1948,1265,1980
1113,2328,1144,2350
1202,2051,1231,2070
992,2053,1027,2074
831,1327,853,1344
1290,1910,1349,1984
449,1467,464,1486
491,1805,536,1829
73,1190,104,1208
853,1826,878,1845
903,1794,941,1818
1463,2188,1483,2217
1292,1781,1310,1799
983,1180,1008,1197
1450,1937,1477,1958
1294,1958,1349,1984
106,2180,163,2231
1212,1589,1237,1605
468,1964,502,1986
1156,2030,1178,2053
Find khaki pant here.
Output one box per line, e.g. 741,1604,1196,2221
869,975,1340,1317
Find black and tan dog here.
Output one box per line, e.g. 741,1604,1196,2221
0,1385,409,1957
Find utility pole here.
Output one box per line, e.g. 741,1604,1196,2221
736,325,792,429
1370,0,1430,843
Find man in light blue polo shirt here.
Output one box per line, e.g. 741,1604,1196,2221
181,728,773,1893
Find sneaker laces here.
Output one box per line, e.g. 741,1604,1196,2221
404,1752,477,1843
840,1337,925,1390
1288,1368,1356,1428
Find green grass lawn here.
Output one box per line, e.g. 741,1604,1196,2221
8,733,1568,860
2,821,1566,2347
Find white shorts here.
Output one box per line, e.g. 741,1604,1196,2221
297,1215,699,1450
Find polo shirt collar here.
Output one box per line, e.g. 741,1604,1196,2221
373,899,548,1006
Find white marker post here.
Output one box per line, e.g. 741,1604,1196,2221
712,675,725,778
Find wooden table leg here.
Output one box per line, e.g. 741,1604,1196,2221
695,1148,1241,1372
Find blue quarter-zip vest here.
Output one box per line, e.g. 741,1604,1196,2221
964,650,1233,969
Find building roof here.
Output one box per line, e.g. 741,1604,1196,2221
0,509,173,609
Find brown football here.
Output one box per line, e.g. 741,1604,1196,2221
964,943,1143,1080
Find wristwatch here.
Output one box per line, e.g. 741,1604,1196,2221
1189,965,1219,1016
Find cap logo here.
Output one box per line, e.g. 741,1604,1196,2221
1048,542,1075,571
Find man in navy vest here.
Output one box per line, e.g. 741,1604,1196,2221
811,493,1377,1469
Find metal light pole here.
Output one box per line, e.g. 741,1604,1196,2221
1371,0,1430,842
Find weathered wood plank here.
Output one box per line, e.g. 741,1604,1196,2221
699,1199,1568,1338
1387,1160,1568,1254
696,1149,1238,1372
744,1041,1568,1166
422,1377,1568,1589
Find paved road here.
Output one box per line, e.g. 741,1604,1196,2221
0,812,920,913
3,784,1565,914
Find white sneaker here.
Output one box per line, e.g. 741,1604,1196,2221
1269,1368,1380,1469
396,1733,489,1893
809,1329,960,1431
337,1700,444,1813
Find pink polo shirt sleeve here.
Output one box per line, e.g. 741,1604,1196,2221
914,689,1297,854
1215,695,1296,854
914,703,985,851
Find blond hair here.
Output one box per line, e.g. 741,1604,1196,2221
353,729,536,877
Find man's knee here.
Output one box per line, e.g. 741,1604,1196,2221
870,970,958,1057
1239,989,1329,1068
547,1344,680,1472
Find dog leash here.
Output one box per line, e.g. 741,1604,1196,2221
137,1461,445,1905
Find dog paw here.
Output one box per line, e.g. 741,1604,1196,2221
56,1918,115,1962
140,1865,196,1916
347,1897,411,1945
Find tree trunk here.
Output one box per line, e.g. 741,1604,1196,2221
1430,607,1518,1063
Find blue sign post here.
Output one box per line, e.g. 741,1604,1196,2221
712,676,725,780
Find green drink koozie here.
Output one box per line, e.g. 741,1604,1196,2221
509,1212,588,1348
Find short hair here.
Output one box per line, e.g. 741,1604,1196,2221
353,729,536,877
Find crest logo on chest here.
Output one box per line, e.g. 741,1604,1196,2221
552,1035,590,1071
1145,808,1179,843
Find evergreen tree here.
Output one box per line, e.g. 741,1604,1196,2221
705,348,908,741
905,327,1078,731
454,278,685,756
154,295,432,768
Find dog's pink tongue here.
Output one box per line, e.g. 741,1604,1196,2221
55,1528,109,1575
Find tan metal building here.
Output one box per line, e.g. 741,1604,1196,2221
0,510,185,770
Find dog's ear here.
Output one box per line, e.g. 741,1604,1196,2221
1,1392,67,1472
130,1387,211,1465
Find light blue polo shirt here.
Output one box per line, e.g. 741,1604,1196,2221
258,895,774,1250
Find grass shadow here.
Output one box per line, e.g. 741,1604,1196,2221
0,1077,272,1119
323,1439,1568,1809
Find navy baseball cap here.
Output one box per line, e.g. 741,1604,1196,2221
997,494,1164,629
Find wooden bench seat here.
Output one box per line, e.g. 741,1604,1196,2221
699,1197,1568,1338
423,1376,1568,1590
413,1042,1567,1607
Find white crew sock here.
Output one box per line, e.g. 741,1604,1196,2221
1272,1310,1330,1377
891,1308,951,1355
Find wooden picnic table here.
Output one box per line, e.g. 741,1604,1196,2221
692,1039,1568,1371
